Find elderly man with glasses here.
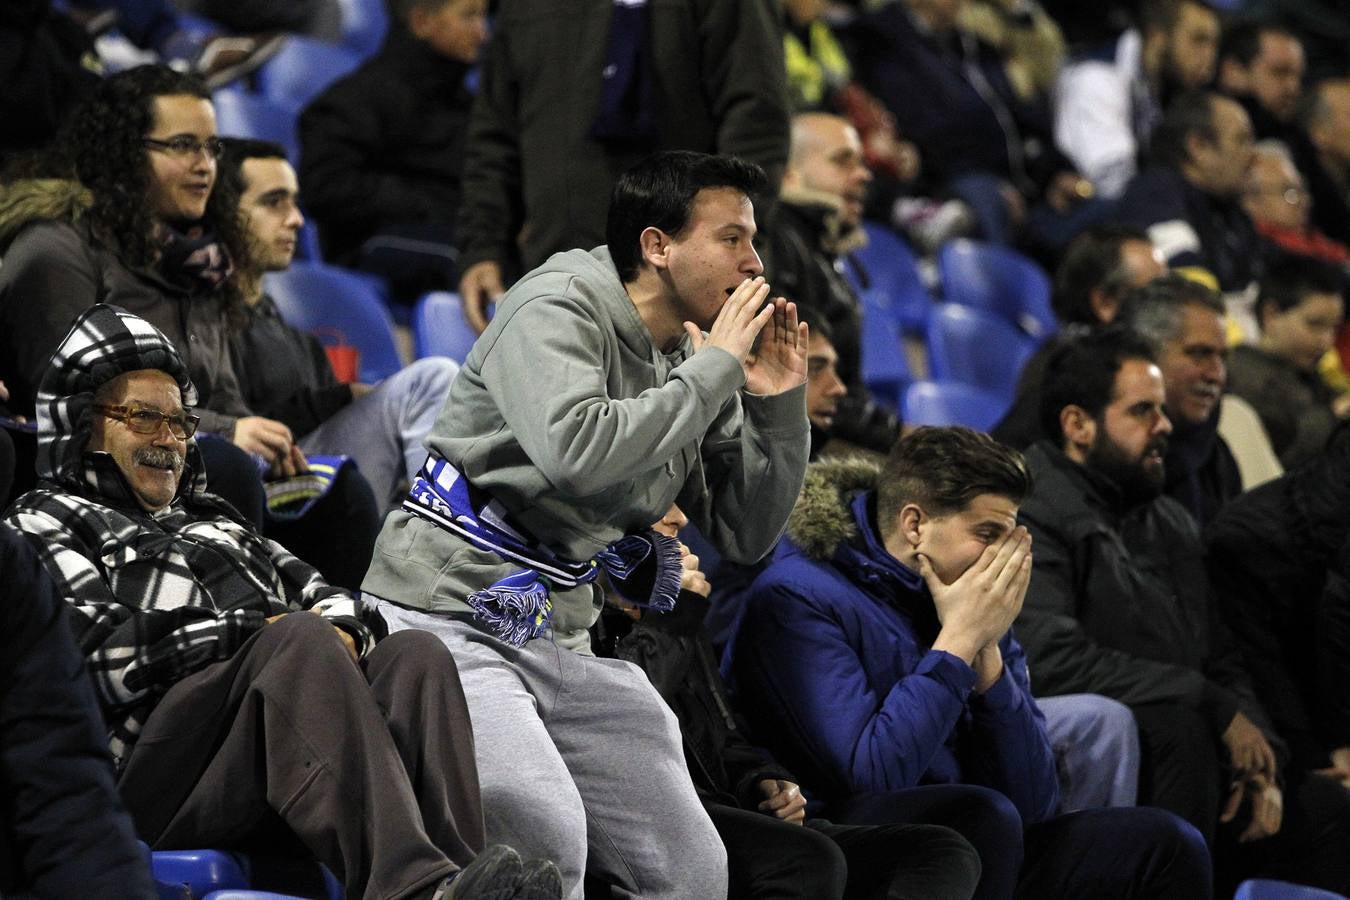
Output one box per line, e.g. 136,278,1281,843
4,304,563,900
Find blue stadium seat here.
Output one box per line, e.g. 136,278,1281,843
925,303,1037,398
902,380,1010,432
847,221,933,336
937,239,1056,340
293,221,323,263
859,288,911,410
143,841,341,900
255,36,364,111
212,90,299,162
412,291,478,363
263,263,403,383
150,848,251,896
336,0,389,58
1233,880,1348,900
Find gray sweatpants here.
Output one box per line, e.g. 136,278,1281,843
375,601,729,900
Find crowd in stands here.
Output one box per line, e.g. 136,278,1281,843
6,0,1350,898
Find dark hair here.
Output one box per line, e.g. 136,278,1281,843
205,137,289,280
606,151,768,283
212,137,288,203
1139,0,1214,35
386,0,455,25
1298,78,1350,132
793,306,836,346
1150,91,1219,167
1052,225,1153,326
1117,273,1225,353
1040,326,1159,443
61,65,212,269
876,427,1030,534
1219,21,1298,68
1256,257,1344,327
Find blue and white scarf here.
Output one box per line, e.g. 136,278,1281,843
404,456,682,645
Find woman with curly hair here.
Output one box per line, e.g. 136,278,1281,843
0,64,380,589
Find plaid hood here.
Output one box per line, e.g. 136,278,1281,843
35,304,206,505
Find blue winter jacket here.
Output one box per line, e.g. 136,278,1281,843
731,459,1059,823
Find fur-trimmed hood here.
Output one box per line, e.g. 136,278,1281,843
0,178,90,254
786,456,882,559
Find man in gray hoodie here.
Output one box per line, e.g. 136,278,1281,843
365,151,811,899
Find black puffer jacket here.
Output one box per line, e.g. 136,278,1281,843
1205,423,1350,769
298,25,473,267
1016,441,1280,752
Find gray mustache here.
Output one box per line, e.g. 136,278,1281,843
135,447,183,471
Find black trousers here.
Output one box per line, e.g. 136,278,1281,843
1134,702,1350,896
119,614,485,900
708,803,982,900
836,783,1212,900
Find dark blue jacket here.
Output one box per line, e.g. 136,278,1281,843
731,460,1059,823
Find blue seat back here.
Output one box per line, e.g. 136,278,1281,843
849,222,933,336
1234,880,1349,900
150,848,250,895
256,36,364,111
925,303,1037,397
859,288,911,410
337,0,389,57
263,264,402,383
412,291,478,363
902,380,1010,432
212,90,299,161
937,239,1056,340
293,221,323,263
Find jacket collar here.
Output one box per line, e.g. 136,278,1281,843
1026,440,1132,519
786,456,923,594
380,25,472,89
778,187,868,256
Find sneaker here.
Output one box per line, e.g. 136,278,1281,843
892,197,977,256
193,32,285,90
432,845,525,900
516,858,563,900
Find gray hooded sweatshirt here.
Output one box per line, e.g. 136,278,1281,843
362,247,809,649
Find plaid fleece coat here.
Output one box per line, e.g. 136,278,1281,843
4,305,373,770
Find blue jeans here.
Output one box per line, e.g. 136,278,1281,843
1039,693,1140,812
299,357,457,507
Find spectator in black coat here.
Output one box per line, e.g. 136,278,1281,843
1206,422,1350,779
844,0,1101,253
298,0,487,299
594,504,984,900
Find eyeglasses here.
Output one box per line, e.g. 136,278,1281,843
143,135,225,160
94,404,200,439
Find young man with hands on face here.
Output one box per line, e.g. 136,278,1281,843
732,426,1211,900
598,504,984,900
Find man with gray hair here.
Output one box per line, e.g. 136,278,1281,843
1118,273,1240,525
1115,91,1262,315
